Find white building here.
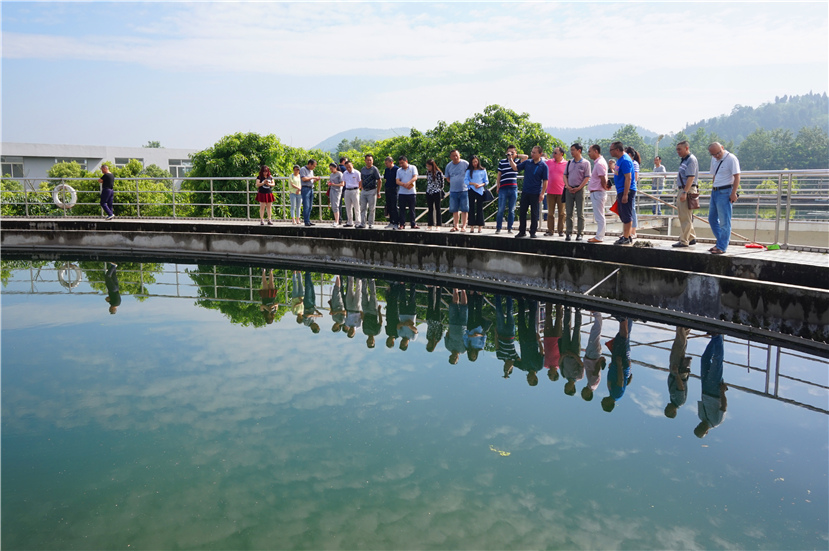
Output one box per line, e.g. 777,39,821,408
1,142,200,189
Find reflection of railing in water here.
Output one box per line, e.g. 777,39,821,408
5,262,827,415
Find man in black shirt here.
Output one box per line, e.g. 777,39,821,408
98,163,115,220
383,156,400,229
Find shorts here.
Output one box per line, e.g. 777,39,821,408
449,190,469,213
617,189,636,223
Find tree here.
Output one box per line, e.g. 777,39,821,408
143,141,162,148
793,126,829,169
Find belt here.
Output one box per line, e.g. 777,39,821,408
714,186,732,191
345,187,359,191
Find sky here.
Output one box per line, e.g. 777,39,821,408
2,1,828,151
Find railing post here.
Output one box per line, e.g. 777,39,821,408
783,172,793,248
135,179,141,218
172,185,176,218
24,185,30,217
774,173,783,244
247,178,251,220
210,179,215,219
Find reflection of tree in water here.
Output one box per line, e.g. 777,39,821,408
78,261,163,302
188,264,292,328
0,260,51,287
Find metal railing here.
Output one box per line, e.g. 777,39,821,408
2,169,827,249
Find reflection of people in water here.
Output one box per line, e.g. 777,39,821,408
445,288,468,364
694,334,728,438
104,262,121,315
602,317,632,412
465,291,491,362
515,297,544,386
344,276,363,339
291,271,304,321
385,282,402,348
561,307,584,396
581,311,605,401
328,275,346,333
543,302,562,382
259,268,278,324
425,285,445,353
397,283,419,350
361,278,383,349
495,294,520,378
301,271,323,333
665,326,692,419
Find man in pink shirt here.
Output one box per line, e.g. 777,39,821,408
544,147,567,237
543,302,562,382
587,144,610,243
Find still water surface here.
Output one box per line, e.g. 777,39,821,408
2,260,827,550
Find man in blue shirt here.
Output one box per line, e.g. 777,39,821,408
508,146,548,238
383,156,400,229
609,141,636,245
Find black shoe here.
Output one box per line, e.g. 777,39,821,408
515,233,527,238
565,235,572,241
613,236,629,245
304,223,313,227
672,242,689,248
576,234,583,241
689,239,697,245
529,234,538,238
343,223,353,227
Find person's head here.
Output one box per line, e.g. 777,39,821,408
654,156,662,167
527,371,539,386
339,157,348,165
547,367,560,382
664,403,678,419
608,158,616,169
581,386,594,401
296,314,303,324
506,145,517,158
426,158,439,175
306,159,317,169
310,322,320,334
262,309,275,324
449,351,460,365
694,420,711,438
367,335,376,349
553,146,565,161
400,337,409,351
570,143,584,159
385,156,394,168
386,336,396,348
347,326,356,339
364,154,374,167
468,348,479,362
588,144,601,161
468,155,482,172
530,146,543,161
609,141,624,159
328,162,338,173
564,380,577,396
398,156,409,169
292,164,301,174
708,142,725,160
676,140,690,158
601,396,616,412
258,165,271,179
345,160,354,172
105,296,117,314
101,163,110,173
449,149,461,164
331,322,342,333
625,146,641,164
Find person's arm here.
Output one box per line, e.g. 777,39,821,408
509,157,519,171
578,164,590,191
622,173,631,203
496,169,501,193
720,382,728,411
358,174,363,192
730,174,740,203
539,180,547,202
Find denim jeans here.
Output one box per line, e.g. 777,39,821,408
708,187,733,251
290,193,301,219
301,187,314,224
496,186,517,231
700,335,724,397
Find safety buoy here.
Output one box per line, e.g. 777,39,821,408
52,184,78,209
57,263,82,289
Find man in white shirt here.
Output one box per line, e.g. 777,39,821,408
707,142,741,254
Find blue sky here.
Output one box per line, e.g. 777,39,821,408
2,2,827,150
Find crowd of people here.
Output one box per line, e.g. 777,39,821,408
270,271,727,436
254,141,741,253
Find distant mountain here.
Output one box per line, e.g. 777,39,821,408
682,92,828,145
313,127,411,153
544,124,659,145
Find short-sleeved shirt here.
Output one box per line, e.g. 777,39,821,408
613,153,636,194
444,160,470,193
545,159,567,194
384,166,399,190
342,169,361,189
299,166,316,188
711,151,741,189
328,171,343,187
516,159,549,195
653,164,667,187
360,166,382,191
698,394,725,427
677,154,699,190
564,158,591,190
289,173,302,194
101,172,115,190
497,158,519,187
588,156,608,192
608,334,631,400
396,165,418,195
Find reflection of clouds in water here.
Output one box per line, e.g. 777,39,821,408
631,385,666,418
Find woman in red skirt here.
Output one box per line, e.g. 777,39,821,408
256,165,276,225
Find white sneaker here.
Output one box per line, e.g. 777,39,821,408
331,222,338,227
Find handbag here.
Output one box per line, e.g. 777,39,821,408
686,191,700,210
483,188,495,202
